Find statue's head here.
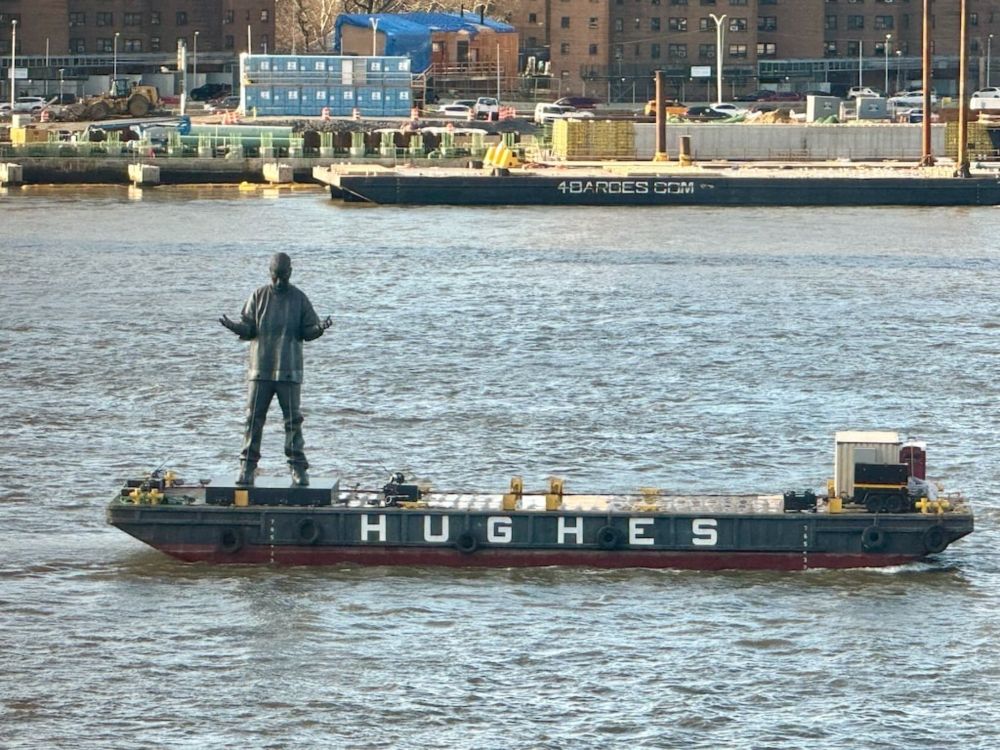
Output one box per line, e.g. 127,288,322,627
269,252,292,291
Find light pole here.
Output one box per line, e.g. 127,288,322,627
59,68,64,105
858,40,863,88
709,13,727,105
370,17,379,56
193,30,199,92
989,34,994,87
884,34,892,94
895,50,902,92
9,18,16,109
113,31,120,81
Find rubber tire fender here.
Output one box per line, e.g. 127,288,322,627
219,527,244,554
922,525,949,554
297,517,321,545
861,525,887,552
455,531,478,554
596,525,624,550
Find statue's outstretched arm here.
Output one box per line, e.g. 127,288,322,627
219,313,255,339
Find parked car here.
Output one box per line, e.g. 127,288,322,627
473,97,500,120
13,96,48,113
846,86,883,100
971,87,1000,110
436,104,473,118
735,90,778,102
972,86,1000,99
769,91,804,102
534,103,573,123
709,102,745,116
888,90,937,108
191,83,232,102
205,95,241,113
684,105,731,121
554,96,601,109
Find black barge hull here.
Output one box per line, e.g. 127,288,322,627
330,172,1000,207
107,503,973,571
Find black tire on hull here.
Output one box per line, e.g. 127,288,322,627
455,531,478,554
861,526,887,552
596,525,624,550
219,527,244,554
922,525,949,554
297,517,321,545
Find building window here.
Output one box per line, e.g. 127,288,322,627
670,0,688,4
757,42,776,56
589,16,598,28
651,43,661,58
874,15,893,29
847,15,864,29
634,43,641,59
96,12,113,26
728,43,747,57
125,38,142,52
225,10,234,24
613,43,624,59
98,37,113,52
848,0,863,3
528,13,537,23
260,34,269,51
225,35,235,49
177,11,188,26
699,17,712,31
970,12,978,26
668,43,687,58
614,17,624,31
825,15,837,29
846,40,860,56
635,17,641,29
589,43,599,55
699,43,715,58
700,0,716,5
729,17,747,31
261,10,270,22
70,38,86,53
560,42,570,54
125,13,141,26
150,36,161,51
650,17,660,30
669,17,688,31
561,16,570,28
971,38,980,53
824,41,837,56
69,12,85,27
760,0,777,4
151,12,161,25
758,16,776,31
730,0,747,5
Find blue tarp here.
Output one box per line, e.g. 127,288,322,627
334,12,515,73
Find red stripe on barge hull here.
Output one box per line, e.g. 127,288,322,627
156,543,920,570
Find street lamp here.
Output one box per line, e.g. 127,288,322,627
9,18,16,110
895,49,902,92
370,17,379,57
858,40,863,88
884,34,892,94
989,34,994,87
193,30,199,91
59,68,64,105
113,31,120,81
709,13,727,105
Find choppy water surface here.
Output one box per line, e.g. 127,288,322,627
1,186,999,749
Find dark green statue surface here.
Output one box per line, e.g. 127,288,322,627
220,253,332,487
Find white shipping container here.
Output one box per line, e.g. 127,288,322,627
834,431,900,499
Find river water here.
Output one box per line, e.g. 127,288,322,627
1,186,999,749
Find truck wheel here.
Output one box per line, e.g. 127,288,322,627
128,94,151,117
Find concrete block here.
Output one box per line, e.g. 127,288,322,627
263,162,293,184
0,162,23,185
128,163,160,186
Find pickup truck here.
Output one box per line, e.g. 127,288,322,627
473,97,499,121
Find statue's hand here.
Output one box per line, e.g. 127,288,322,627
321,316,333,330
220,314,239,333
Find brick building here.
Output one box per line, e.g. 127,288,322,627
510,0,1000,102
2,0,275,98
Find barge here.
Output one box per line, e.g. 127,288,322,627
107,431,973,570
314,164,1000,207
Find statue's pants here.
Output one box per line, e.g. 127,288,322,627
239,379,307,469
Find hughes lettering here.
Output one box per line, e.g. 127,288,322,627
556,180,695,195
356,514,721,546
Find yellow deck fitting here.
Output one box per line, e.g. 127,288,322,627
545,476,564,511
234,489,249,507
502,475,524,511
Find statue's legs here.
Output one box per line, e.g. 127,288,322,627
238,379,275,483
275,382,308,485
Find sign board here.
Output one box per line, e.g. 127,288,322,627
9,68,29,80
690,66,712,78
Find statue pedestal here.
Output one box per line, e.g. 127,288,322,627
205,476,340,507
